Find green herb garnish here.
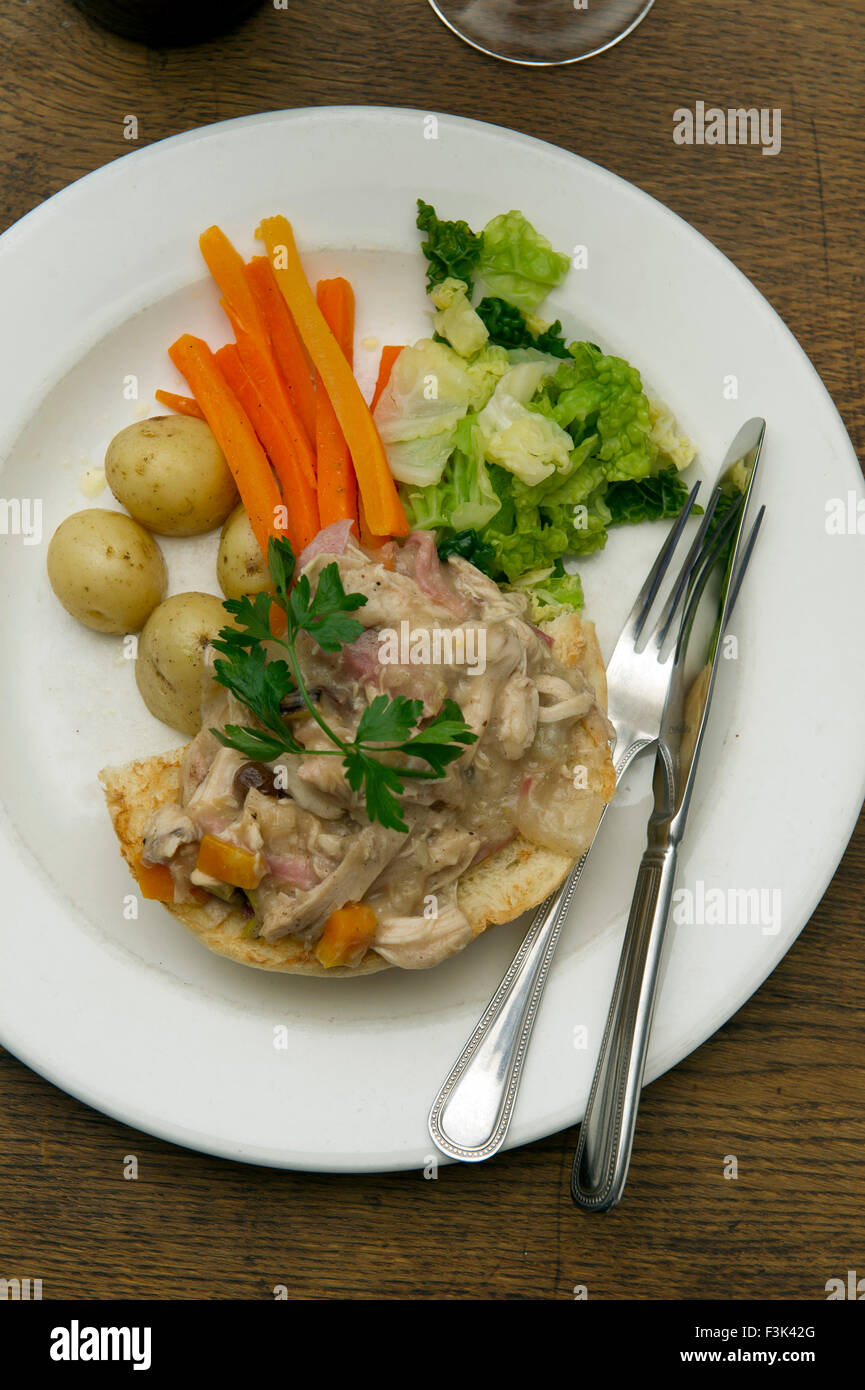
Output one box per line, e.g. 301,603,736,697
210,537,477,833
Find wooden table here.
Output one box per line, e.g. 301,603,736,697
1,0,863,1301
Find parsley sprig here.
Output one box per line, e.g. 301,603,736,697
210,537,477,833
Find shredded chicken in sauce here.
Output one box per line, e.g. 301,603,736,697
141,531,613,969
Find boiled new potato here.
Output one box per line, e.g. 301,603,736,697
105,416,237,536
136,591,233,736
217,504,273,600
47,508,167,634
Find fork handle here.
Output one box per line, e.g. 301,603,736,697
427,841,597,1162
427,743,645,1162
570,842,678,1210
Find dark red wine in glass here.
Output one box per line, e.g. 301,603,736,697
71,0,264,46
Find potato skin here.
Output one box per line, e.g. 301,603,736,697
47,508,167,634
105,416,237,536
217,504,273,600
135,591,231,736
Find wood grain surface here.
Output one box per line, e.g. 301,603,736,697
1,0,863,1301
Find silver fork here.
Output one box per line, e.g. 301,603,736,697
428,421,766,1163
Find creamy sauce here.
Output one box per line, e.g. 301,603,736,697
142,532,614,969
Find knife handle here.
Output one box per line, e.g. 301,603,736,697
570,842,679,1210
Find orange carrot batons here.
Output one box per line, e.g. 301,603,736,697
215,342,319,554
358,494,388,550
257,216,409,538
370,345,404,413
154,389,206,420
200,224,316,490
246,256,317,443
199,225,268,343
315,277,358,531
167,334,283,559
221,300,317,492
360,347,404,546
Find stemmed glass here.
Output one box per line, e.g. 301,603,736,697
428,0,656,66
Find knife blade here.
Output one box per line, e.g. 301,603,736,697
650,417,765,844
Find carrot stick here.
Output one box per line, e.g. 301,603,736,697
360,346,404,546
199,226,268,343
215,343,319,554
246,256,317,443
200,223,315,480
370,346,404,413
317,278,355,369
315,278,358,532
358,495,388,550
154,389,206,420
257,216,409,538
220,299,317,492
168,334,283,558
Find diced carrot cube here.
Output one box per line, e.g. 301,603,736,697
135,855,175,902
196,834,263,891
314,901,377,969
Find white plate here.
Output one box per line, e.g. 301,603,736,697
1,108,863,1172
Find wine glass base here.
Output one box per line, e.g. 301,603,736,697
428,0,656,67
